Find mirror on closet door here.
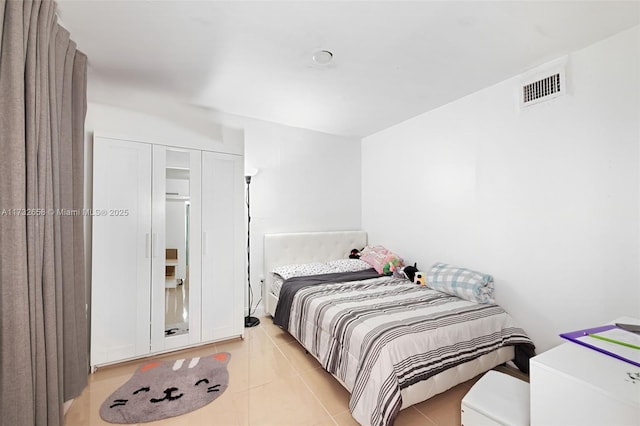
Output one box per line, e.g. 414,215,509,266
164,149,191,338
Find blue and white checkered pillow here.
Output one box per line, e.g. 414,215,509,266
426,263,495,304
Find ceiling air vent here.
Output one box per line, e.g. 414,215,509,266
518,58,566,109
523,73,561,104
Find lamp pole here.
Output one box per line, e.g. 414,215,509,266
245,174,260,327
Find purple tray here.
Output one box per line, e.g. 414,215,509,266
560,325,640,368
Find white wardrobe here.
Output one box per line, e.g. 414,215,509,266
91,135,244,368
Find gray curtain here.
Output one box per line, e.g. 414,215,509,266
0,1,88,425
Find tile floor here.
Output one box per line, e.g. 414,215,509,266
65,317,526,426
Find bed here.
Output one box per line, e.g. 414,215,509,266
263,231,534,426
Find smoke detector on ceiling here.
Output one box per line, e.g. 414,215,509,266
312,50,333,65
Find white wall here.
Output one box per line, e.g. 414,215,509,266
85,103,244,154
362,26,640,353
244,119,362,315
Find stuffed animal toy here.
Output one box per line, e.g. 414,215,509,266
414,272,426,286
392,266,406,279
382,257,401,275
349,248,362,259
402,263,418,282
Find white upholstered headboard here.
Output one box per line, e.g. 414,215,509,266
263,230,367,316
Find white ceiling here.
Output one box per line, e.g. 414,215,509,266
57,0,639,138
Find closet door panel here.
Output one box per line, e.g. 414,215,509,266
201,152,244,342
187,152,202,346
150,147,202,353
150,145,169,353
91,137,152,366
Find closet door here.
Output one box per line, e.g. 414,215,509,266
201,152,244,342
150,146,202,353
91,137,152,366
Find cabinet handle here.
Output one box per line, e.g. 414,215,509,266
152,233,157,258
203,231,208,256
145,233,150,258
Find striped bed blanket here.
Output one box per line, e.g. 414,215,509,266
283,275,534,426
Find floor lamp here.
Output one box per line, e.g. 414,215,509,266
244,169,260,328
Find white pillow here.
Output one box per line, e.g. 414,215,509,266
272,259,374,280
325,259,373,273
272,262,332,280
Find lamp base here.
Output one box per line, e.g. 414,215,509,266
244,316,260,328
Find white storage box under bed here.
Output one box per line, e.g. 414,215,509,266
461,370,530,426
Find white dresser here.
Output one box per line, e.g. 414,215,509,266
530,326,640,425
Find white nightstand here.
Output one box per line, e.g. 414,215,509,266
530,320,640,426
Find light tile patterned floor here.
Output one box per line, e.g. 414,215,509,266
65,317,521,426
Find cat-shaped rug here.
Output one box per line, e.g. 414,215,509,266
100,352,231,423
